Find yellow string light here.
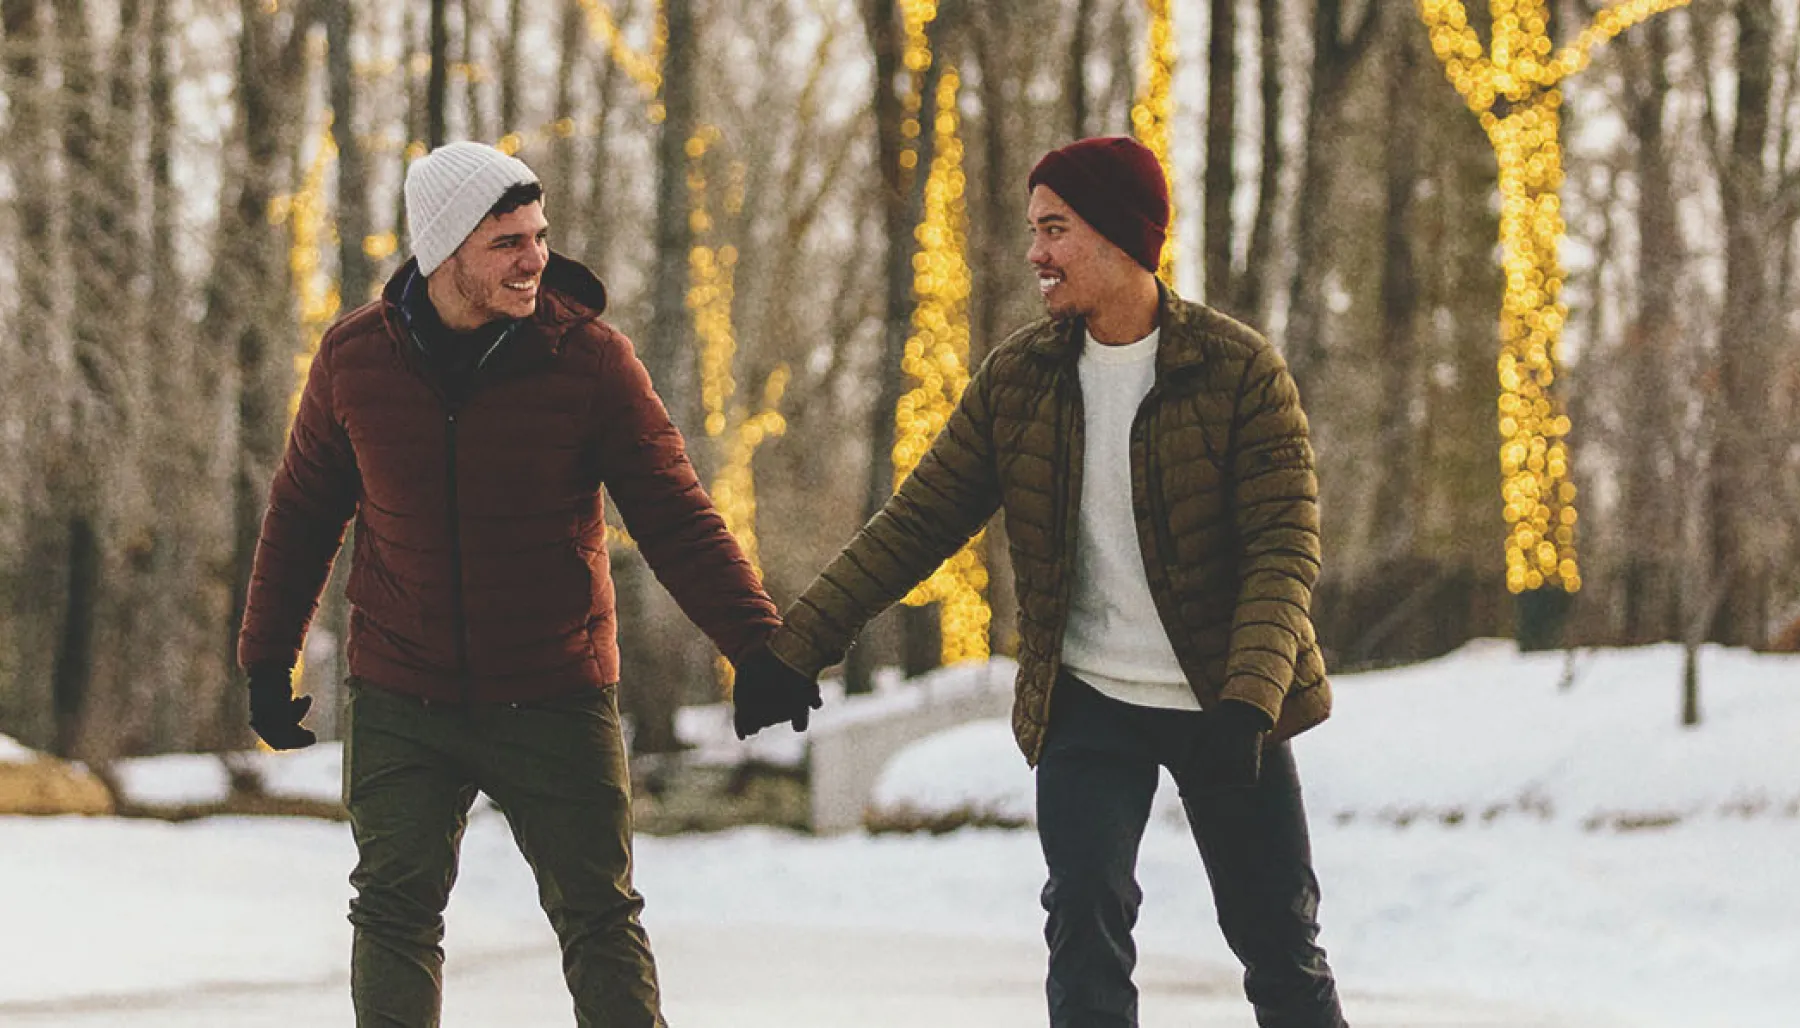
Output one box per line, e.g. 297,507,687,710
893,0,989,665
575,0,668,121
264,118,342,718
684,123,788,690
1420,0,1689,594
272,123,343,420
1132,0,1177,282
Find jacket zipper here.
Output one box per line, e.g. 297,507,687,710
1036,363,1084,763
407,315,519,709
445,408,473,706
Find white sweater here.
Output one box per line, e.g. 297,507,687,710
1059,327,1200,711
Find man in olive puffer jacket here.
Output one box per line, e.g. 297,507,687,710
740,137,1346,1027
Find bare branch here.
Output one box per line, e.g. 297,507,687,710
1689,5,1732,182
1547,0,1692,85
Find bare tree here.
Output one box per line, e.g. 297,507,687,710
209,0,316,749
550,0,586,248
1613,14,1683,643
621,0,703,754
1234,0,1282,323
1066,0,1095,138
329,0,374,309
1370,12,1422,565
461,0,489,141
1,0,65,749
1284,0,1379,392
1702,0,1779,647
428,0,449,146
1203,0,1237,308
500,0,524,133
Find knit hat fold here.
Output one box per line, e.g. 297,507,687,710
1028,136,1170,273
405,141,541,276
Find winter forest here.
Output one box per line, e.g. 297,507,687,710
2,0,1798,764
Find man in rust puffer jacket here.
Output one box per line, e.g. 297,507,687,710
236,141,812,1027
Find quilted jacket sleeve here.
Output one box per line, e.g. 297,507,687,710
1221,343,1321,724
237,331,361,673
593,327,780,661
769,358,1004,677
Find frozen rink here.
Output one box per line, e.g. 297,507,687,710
4,642,1797,1025
0,918,1577,1027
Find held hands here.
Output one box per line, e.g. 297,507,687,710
246,663,317,750
731,644,823,740
1185,699,1272,792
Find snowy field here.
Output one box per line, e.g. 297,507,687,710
2,641,1796,1026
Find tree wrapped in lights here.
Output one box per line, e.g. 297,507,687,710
1418,0,1689,601
270,119,343,706
892,0,990,665
276,124,343,422
685,123,788,577
1133,0,1177,282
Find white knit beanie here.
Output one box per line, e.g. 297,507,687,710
404,141,541,277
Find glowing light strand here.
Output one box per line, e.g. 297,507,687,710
894,0,989,665
1132,0,1177,282
1419,0,1689,594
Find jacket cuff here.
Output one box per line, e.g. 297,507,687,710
766,624,835,681
1219,675,1283,729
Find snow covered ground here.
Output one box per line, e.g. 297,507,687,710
2,641,1796,1025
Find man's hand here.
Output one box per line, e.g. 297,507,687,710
1184,700,1271,792
731,645,823,739
247,663,317,750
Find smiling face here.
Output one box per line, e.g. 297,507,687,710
1026,185,1141,325
430,200,550,330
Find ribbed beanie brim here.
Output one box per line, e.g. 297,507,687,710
1027,137,1169,273
405,141,541,276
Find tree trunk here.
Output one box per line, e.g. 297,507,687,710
461,0,488,142
428,0,449,147
1066,0,1094,139
1709,0,1775,647
329,0,373,309
1371,20,1420,564
500,0,524,134
1618,16,1681,643
625,0,700,754
1203,0,1237,308
844,0,910,696
1284,0,1377,393
583,3,628,273
1234,0,1282,323
210,0,313,750
1,0,66,750
551,0,584,247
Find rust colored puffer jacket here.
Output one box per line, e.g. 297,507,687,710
238,254,778,703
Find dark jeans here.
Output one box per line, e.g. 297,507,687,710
1037,672,1345,1028
342,679,664,1028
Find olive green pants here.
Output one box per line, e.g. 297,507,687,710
342,679,664,1027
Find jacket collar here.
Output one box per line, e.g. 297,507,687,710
1025,281,1212,377
380,250,608,362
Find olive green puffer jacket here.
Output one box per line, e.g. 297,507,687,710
769,287,1330,765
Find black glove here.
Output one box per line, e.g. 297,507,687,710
731,644,823,740
1184,700,1271,792
247,663,317,750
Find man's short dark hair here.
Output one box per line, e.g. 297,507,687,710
489,181,544,218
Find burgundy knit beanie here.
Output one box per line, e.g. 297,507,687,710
1028,136,1169,273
